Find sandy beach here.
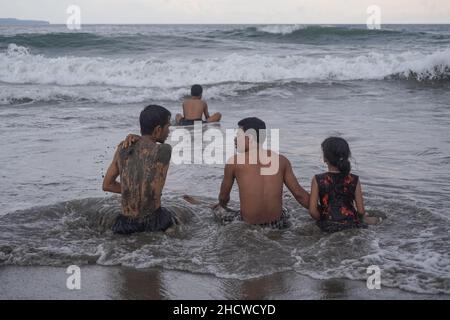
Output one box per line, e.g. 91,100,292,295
1,266,447,300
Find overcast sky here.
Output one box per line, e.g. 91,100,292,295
1,0,449,24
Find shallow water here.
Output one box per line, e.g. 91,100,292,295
0,194,448,295
0,24,449,296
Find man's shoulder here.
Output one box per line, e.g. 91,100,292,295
120,142,171,163
155,143,172,164
277,152,288,161
226,154,237,166
268,151,288,165
157,143,172,151
186,98,206,106
184,98,197,104
116,143,132,161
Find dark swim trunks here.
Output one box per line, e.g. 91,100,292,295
112,207,177,235
177,118,206,126
214,207,291,229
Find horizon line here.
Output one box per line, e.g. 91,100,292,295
4,22,450,25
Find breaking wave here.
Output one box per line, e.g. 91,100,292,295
1,44,449,104
220,25,408,43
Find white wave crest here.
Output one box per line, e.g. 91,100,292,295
256,24,306,35
1,44,449,104
0,82,260,105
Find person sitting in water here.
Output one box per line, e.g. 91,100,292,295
102,105,179,234
175,84,221,126
309,137,382,233
210,117,310,229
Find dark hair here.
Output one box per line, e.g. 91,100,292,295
238,117,266,143
191,84,203,97
139,105,171,136
321,137,352,176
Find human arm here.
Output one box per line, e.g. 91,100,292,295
308,177,321,220
153,144,172,191
120,134,141,149
283,158,310,209
203,101,210,119
355,180,380,225
355,180,365,215
216,160,235,208
102,147,121,194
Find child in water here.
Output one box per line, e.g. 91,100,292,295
309,137,381,232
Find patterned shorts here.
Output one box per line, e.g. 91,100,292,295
213,207,291,230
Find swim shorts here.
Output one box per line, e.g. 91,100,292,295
213,207,291,229
177,118,206,126
112,207,177,235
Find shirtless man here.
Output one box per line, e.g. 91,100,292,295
213,117,310,228
175,84,221,126
102,105,177,234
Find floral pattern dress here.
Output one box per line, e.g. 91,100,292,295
315,172,367,232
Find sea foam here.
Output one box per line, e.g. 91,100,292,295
1,44,449,104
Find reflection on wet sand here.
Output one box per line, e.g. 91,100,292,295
240,272,287,299
0,266,445,299
117,268,165,300
319,279,349,299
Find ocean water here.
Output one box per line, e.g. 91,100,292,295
0,24,449,296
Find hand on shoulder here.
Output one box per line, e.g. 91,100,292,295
119,134,141,149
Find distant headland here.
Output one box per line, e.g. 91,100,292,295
0,18,50,26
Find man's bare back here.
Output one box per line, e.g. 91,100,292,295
116,138,171,218
234,152,284,223
182,97,208,120
212,117,309,227
175,85,221,125
102,104,178,234
219,151,309,224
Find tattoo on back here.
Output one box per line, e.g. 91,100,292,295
117,142,171,218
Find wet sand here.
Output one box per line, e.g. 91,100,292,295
1,266,447,300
